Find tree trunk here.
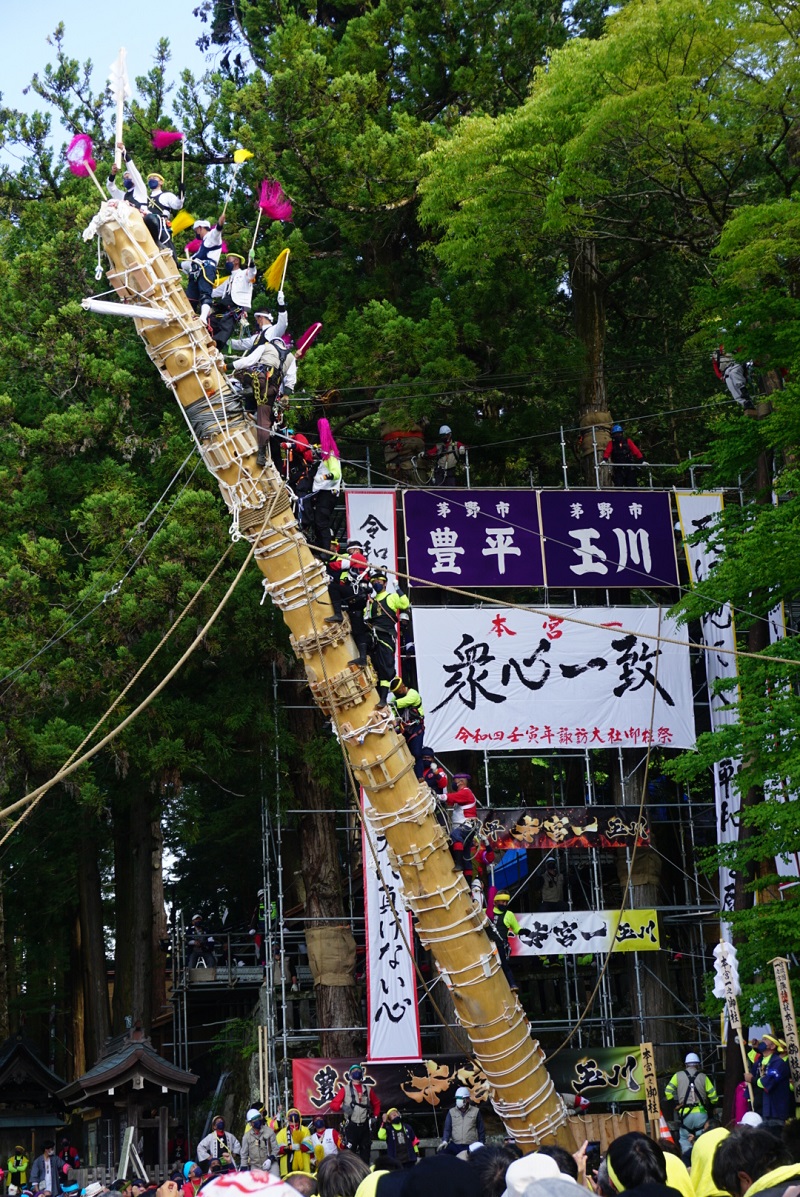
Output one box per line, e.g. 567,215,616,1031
112,790,155,1033
71,915,86,1080
151,815,168,1023
570,237,613,482
286,682,362,1057
77,812,111,1063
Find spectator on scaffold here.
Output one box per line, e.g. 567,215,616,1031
422,426,467,487
602,423,644,487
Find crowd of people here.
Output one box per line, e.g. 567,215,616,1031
11,1041,800,1197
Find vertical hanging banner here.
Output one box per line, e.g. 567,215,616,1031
766,606,800,882
346,489,399,579
676,494,741,917
771,958,800,1103
362,791,422,1062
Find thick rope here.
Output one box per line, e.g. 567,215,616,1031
0,542,252,831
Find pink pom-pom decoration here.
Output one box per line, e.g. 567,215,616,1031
318,417,339,460
66,133,97,178
258,178,293,222
151,129,185,150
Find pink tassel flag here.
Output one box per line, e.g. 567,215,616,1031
258,178,293,222
151,129,184,150
318,417,339,459
66,133,97,177
295,323,322,360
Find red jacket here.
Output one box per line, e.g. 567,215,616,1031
603,436,643,463
330,1081,380,1118
447,787,477,821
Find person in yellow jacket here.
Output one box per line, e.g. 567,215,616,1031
7,1148,29,1187
276,1109,314,1177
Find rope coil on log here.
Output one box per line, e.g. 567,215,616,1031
361,783,434,830
260,562,329,611
308,666,375,714
290,619,353,658
339,708,395,743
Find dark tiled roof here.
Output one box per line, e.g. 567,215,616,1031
0,1034,64,1093
59,1030,196,1103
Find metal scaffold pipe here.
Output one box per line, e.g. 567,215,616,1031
83,201,567,1148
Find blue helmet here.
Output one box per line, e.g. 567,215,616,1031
612,423,623,434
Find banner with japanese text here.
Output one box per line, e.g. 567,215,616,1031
675,493,740,916
485,807,649,850
413,606,695,751
404,489,543,588
403,489,678,589
508,909,660,956
346,489,399,581
538,490,679,589
291,1046,647,1114
767,606,800,882
362,792,421,1061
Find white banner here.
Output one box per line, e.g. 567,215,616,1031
676,493,741,916
509,909,660,957
413,607,695,752
767,605,800,882
362,792,421,1062
346,489,398,583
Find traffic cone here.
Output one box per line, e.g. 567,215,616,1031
659,1111,675,1144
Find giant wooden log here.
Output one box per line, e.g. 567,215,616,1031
83,202,567,1147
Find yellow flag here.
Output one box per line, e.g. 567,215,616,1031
233,148,254,164
171,209,195,235
265,248,290,291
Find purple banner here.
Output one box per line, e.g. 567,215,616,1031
403,490,544,588
538,491,679,588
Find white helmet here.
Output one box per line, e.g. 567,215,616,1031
455,1086,470,1100
439,425,452,436
685,1052,700,1065
246,1107,261,1121
254,311,273,323
193,219,211,230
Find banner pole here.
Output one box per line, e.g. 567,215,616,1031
640,1041,660,1140
770,957,800,1106
719,948,754,1108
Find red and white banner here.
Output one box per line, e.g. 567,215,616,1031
413,607,695,752
676,493,741,918
362,792,421,1061
345,489,398,584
